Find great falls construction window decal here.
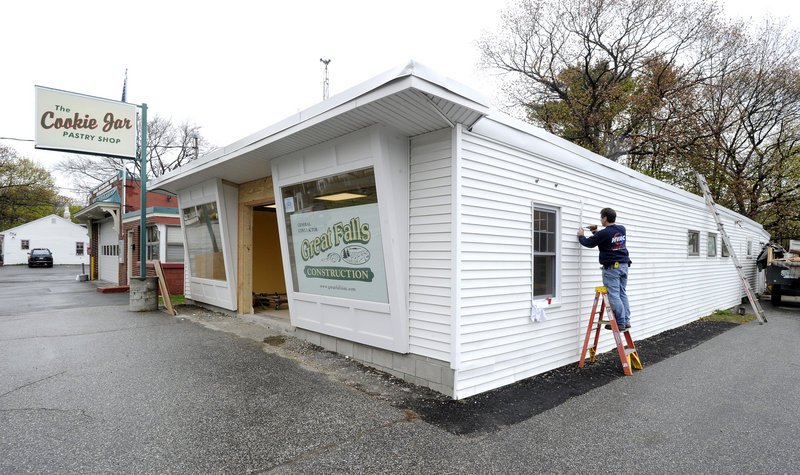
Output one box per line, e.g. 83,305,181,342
533,205,558,298
182,202,226,281
281,168,388,303
688,230,700,256
21,240,29,250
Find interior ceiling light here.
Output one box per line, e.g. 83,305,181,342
315,192,367,202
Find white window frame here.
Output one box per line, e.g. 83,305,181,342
532,203,560,300
146,225,160,261
707,233,717,257
688,230,700,256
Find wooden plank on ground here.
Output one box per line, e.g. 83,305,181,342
153,260,176,315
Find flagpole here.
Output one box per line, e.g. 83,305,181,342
122,68,128,102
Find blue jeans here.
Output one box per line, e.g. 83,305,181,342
602,263,630,327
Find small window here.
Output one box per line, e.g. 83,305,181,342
707,233,717,257
21,240,30,250
101,245,119,256
146,226,160,261
533,206,558,298
688,231,700,256
76,242,84,256
746,240,752,257
721,238,730,257
165,226,184,263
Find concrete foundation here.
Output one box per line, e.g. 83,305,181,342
296,327,456,397
130,276,158,311
195,301,457,398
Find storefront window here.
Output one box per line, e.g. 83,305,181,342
182,202,226,281
281,168,388,303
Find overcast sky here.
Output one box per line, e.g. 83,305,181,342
1,0,797,199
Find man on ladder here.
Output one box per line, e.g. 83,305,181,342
578,208,632,330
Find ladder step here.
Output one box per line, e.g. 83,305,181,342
624,348,637,356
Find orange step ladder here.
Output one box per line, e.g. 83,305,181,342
579,286,642,375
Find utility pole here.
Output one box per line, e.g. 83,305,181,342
320,58,331,100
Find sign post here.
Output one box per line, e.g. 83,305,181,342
138,104,147,277
35,86,149,277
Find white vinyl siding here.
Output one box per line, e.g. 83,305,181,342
408,129,453,362
453,120,768,399
457,131,579,397
0,214,88,266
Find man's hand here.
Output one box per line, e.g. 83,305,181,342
577,227,585,237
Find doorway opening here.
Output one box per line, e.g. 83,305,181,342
250,204,287,318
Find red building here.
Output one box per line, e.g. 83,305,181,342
74,171,184,294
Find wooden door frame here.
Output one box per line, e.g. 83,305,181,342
237,177,275,314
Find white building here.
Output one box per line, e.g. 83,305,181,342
1,214,89,266
151,62,769,399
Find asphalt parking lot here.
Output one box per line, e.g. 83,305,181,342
1,265,799,473
0,264,128,315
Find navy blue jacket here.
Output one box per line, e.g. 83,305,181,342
579,224,631,267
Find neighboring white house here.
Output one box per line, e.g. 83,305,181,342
1,214,89,265
151,61,770,399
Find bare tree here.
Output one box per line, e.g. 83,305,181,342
55,115,212,198
688,19,800,236
479,0,726,161
480,0,800,240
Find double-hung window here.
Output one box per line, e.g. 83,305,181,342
146,226,160,261
533,206,558,298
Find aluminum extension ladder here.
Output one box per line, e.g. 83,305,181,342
696,174,767,324
578,287,642,376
